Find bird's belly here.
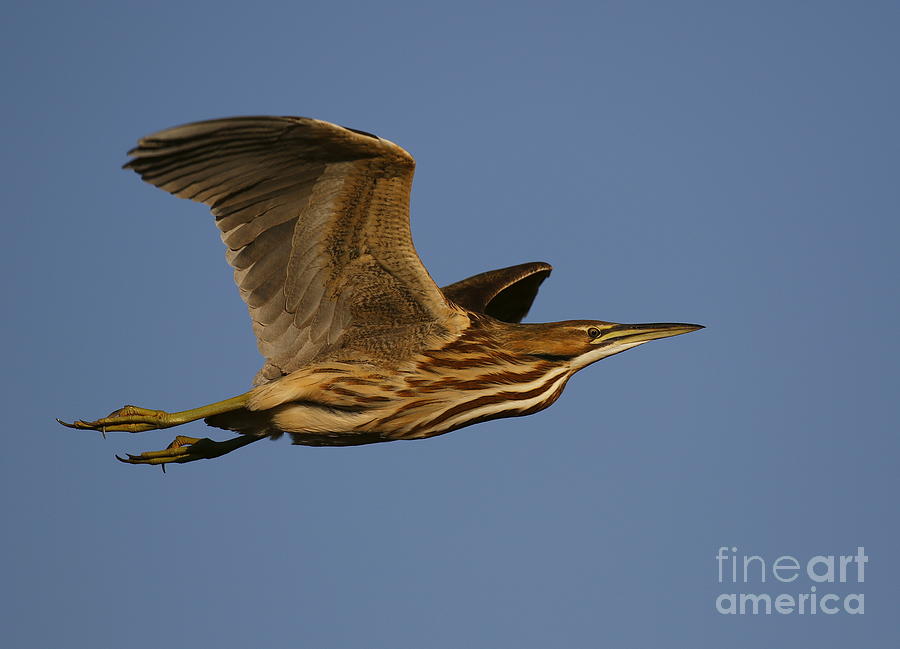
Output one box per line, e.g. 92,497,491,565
265,363,572,446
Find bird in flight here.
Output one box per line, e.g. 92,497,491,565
59,116,702,467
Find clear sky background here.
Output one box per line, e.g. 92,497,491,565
2,1,898,647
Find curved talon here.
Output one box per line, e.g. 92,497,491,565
116,453,162,473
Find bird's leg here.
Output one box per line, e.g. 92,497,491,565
57,392,252,434
116,433,264,468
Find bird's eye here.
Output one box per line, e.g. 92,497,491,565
587,327,602,339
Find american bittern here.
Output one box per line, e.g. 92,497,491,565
59,116,702,467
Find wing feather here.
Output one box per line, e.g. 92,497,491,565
125,116,462,383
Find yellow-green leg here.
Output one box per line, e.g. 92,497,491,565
57,392,252,434
117,434,264,469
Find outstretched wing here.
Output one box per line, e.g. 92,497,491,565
125,116,461,383
441,262,552,323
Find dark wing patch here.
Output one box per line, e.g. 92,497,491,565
341,126,380,140
441,262,552,323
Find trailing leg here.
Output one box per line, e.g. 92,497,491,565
117,433,265,468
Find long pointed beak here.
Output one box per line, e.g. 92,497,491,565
601,322,704,345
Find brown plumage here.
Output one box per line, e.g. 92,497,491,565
59,116,701,467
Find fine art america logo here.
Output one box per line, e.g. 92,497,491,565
715,546,867,615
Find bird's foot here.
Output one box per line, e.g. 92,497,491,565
116,434,262,469
117,435,216,468
57,405,174,434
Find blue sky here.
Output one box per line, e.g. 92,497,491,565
2,1,898,647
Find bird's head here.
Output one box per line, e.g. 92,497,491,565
502,320,703,369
